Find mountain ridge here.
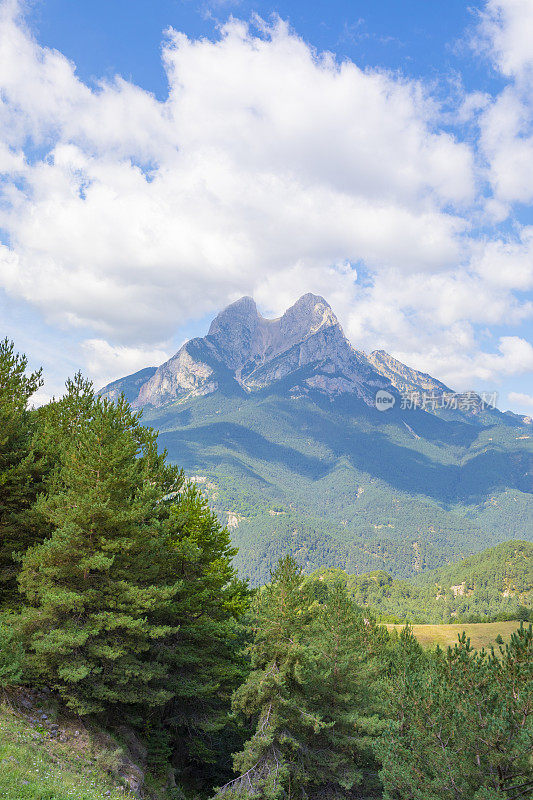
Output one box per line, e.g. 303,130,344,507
100,294,490,415
124,293,395,408
100,294,532,585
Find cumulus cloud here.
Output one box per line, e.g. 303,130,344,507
0,0,531,391
339,262,533,390
480,86,533,205
0,5,473,345
476,0,533,205
476,0,533,78
471,227,533,290
385,336,533,391
508,391,533,408
81,339,169,390
343,266,531,365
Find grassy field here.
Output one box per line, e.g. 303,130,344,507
386,620,522,650
0,697,136,800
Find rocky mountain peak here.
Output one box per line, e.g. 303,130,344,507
205,294,342,373
207,296,259,337
278,293,339,339
100,294,460,411
207,296,263,370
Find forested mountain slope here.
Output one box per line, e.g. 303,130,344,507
415,540,533,595
308,541,533,623
101,295,533,585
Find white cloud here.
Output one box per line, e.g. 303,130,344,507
81,339,169,389
475,1,533,205
387,336,533,391
0,0,531,393
0,4,474,349
343,267,531,350
508,391,533,408
339,264,533,390
476,0,533,79
480,87,533,205
471,227,533,290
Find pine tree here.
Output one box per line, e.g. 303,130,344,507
304,582,388,799
215,556,323,799
377,624,533,800
0,339,44,606
19,378,183,716
0,616,24,688
147,484,250,792
216,561,390,800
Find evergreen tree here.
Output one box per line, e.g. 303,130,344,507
378,624,533,800
0,616,24,688
216,556,318,799
217,562,389,800
19,378,183,716
32,372,96,476
147,484,250,792
0,339,44,606
304,582,388,799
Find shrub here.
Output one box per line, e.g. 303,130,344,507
0,617,24,688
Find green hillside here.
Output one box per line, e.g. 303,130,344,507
0,694,138,800
143,386,533,585
306,541,533,623
414,540,533,595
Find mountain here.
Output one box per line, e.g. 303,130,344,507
103,294,505,417
367,350,452,397
414,539,533,597
99,366,157,404
308,541,533,623
506,410,533,426
100,294,533,584
128,294,390,408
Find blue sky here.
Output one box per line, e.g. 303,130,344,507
32,0,490,95
1,0,533,413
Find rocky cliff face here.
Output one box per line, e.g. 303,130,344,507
207,293,341,371
368,350,452,396
100,294,458,410
135,340,220,408
100,294,393,408
208,294,386,400
99,366,157,404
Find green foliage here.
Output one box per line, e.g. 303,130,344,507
307,540,533,624
414,540,533,593
0,616,24,688
217,557,386,800
304,582,388,798
377,624,533,800
0,338,44,606
215,556,316,799
147,484,251,792
3,365,250,791
18,374,184,715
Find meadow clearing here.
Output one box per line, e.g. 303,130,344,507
386,620,521,650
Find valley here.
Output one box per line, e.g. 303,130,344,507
101,294,533,585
